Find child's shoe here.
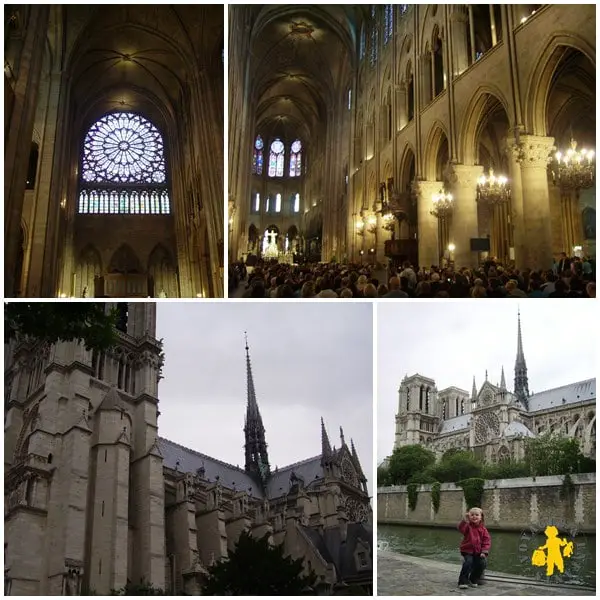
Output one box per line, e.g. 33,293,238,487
458,584,468,589
469,582,478,587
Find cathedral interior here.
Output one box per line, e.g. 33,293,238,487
228,4,596,270
4,5,224,298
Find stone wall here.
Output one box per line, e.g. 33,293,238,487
377,474,595,533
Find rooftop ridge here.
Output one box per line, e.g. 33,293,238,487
158,437,247,474
438,385,471,395
529,378,595,397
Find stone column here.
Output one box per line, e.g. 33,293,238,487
374,202,386,263
445,164,483,269
4,6,50,297
506,139,526,267
513,135,555,270
396,83,408,131
414,181,441,268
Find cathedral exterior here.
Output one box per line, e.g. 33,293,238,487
4,304,372,595
394,313,596,462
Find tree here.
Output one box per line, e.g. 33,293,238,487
524,432,589,476
110,580,168,595
430,450,483,483
202,531,317,595
377,465,391,486
5,303,118,351
387,445,436,485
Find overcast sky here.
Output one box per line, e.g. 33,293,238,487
156,302,374,493
377,301,597,463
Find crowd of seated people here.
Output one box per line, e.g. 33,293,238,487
228,254,595,299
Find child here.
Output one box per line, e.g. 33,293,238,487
457,507,491,588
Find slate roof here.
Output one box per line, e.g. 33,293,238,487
266,455,323,500
528,379,595,413
159,438,325,501
503,421,535,438
439,413,471,433
300,522,372,583
158,437,263,498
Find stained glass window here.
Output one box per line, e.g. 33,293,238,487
359,25,366,60
384,5,394,44
399,4,409,15
78,112,170,214
275,193,282,213
370,5,378,66
252,135,264,175
293,193,300,213
289,139,302,177
254,193,260,212
268,139,285,177
265,196,270,212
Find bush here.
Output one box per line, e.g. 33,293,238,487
431,482,441,513
407,483,419,511
458,478,485,509
482,458,529,480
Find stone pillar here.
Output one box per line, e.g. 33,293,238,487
512,135,555,270
420,54,432,106
374,203,385,263
445,164,483,269
4,6,50,297
506,139,526,267
414,181,440,269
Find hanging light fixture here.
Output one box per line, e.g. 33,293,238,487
551,138,595,192
430,189,454,219
477,169,510,205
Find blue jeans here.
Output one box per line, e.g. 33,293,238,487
458,553,486,585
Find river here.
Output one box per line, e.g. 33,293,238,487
378,524,596,587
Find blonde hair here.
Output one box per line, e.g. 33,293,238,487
469,507,483,515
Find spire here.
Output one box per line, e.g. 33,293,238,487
321,417,332,458
340,426,346,446
243,333,270,485
514,310,530,409
485,369,488,382
500,366,506,390
351,438,358,459
471,376,477,400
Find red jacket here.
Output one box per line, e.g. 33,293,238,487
458,520,491,555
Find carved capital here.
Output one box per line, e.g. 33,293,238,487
507,135,555,169
444,163,483,188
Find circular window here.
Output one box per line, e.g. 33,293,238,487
271,139,284,154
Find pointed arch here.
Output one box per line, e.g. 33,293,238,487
76,244,102,298
459,86,511,165
148,244,177,298
423,121,450,181
525,33,595,136
108,244,142,274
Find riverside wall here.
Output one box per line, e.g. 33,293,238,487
377,473,595,533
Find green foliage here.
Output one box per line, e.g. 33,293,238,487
407,483,419,511
407,471,437,485
202,531,317,595
482,458,529,480
458,478,485,509
387,445,436,485
560,473,576,502
110,580,167,595
431,481,441,513
377,465,391,487
5,303,117,351
524,432,589,476
429,450,483,483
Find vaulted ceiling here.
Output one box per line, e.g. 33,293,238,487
248,5,363,144
63,5,223,129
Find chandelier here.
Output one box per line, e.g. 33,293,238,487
430,189,454,219
367,215,377,234
477,169,510,205
382,211,395,232
355,220,365,237
551,139,595,192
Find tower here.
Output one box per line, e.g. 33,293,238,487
513,310,530,409
243,334,270,486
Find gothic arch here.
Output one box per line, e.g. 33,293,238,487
423,122,449,181
399,143,417,192
148,244,177,298
108,244,142,274
396,34,413,83
459,87,511,165
76,244,102,298
525,33,596,136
